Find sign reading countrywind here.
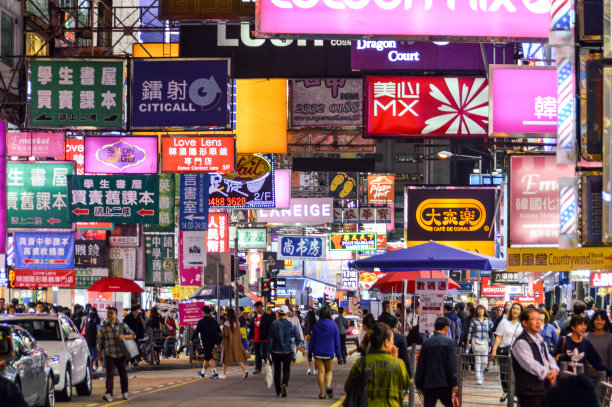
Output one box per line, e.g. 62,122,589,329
29,59,124,128
257,0,552,40
278,236,326,261
84,136,158,174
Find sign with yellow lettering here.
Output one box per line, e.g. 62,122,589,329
507,247,612,273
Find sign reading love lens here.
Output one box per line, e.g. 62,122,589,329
84,136,158,174
161,136,235,173
257,0,552,40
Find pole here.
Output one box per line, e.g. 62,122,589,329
235,235,239,310
402,279,407,336
216,263,220,323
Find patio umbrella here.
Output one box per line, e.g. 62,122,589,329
87,277,144,293
190,285,237,300
372,270,460,293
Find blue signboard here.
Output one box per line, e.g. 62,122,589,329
277,236,326,261
180,174,210,231
14,232,74,269
459,283,473,291
131,59,231,128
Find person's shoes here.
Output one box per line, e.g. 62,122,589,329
197,371,205,378
484,367,489,372
122,392,129,400
277,393,281,397
477,380,483,385
253,369,262,375
500,393,508,402
318,394,326,399
218,374,227,379
281,384,287,398
326,387,333,399
102,393,113,402
307,369,312,375
243,371,249,379
342,359,347,364
210,373,219,379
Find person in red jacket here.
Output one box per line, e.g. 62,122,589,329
163,316,178,358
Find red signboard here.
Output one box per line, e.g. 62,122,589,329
481,276,505,296
509,155,575,246
65,137,85,175
365,76,488,138
13,269,75,288
591,272,612,287
161,136,236,173
207,213,229,253
368,174,394,204
516,295,536,304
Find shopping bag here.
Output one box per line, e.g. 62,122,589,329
264,362,273,389
120,338,140,360
452,391,461,407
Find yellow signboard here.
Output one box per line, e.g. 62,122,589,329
172,285,200,300
507,247,612,273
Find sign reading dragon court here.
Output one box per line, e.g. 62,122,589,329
507,247,612,273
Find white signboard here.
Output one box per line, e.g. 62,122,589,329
182,231,207,268
257,198,333,224
419,294,445,335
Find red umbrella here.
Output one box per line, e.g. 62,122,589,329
372,271,460,293
87,277,144,293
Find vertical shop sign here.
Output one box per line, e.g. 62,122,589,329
181,230,207,268
29,59,124,128
65,137,85,175
341,261,359,291
368,174,394,204
144,174,176,232
582,174,602,244
7,162,72,229
179,174,209,230
14,231,74,269
207,213,229,253
179,231,203,285
108,247,137,279
145,233,176,286
74,239,107,267
7,132,65,157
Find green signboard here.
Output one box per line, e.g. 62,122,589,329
145,233,175,286
144,174,175,232
237,228,267,249
29,59,124,128
75,268,108,289
68,175,158,223
7,162,73,229
329,232,377,251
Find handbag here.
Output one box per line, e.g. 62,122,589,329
264,362,273,389
343,355,371,407
497,346,510,356
452,391,461,407
120,338,140,360
472,338,488,354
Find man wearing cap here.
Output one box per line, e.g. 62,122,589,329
190,305,222,379
267,305,301,397
249,301,275,374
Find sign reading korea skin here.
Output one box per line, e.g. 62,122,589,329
14,232,75,269
257,198,334,224
257,0,552,40
329,233,377,251
507,247,612,273
489,66,557,137
29,59,124,128
509,155,575,245
368,174,394,204
405,187,496,241
365,76,489,138
290,79,362,127
161,136,235,173
132,59,230,129
7,132,65,157
278,236,326,261
84,136,158,174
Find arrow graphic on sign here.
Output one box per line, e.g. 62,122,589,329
52,260,67,264
137,209,155,216
184,214,206,221
23,259,35,264
47,218,61,225
72,208,89,215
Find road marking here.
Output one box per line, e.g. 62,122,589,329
143,387,152,391
86,403,99,407
331,395,346,407
102,379,201,406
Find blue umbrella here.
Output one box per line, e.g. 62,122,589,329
190,285,238,300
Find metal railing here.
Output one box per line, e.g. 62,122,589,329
457,351,514,407
598,381,612,407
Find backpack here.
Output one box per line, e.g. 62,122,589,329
343,355,371,407
447,317,461,342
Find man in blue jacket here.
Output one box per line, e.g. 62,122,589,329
267,305,301,397
415,317,458,407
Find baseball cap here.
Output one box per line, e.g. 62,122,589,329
279,305,290,315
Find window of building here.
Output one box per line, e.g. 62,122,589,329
0,11,14,67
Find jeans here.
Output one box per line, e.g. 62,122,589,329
105,356,128,395
474,354,487,383
271,352,292,395
164,337,177,357
88,345,98,365
253,341,267,371
339,334,347,361
423,387,453,407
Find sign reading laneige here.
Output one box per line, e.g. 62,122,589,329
257,198,333,224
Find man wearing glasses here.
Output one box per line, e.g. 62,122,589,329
511,308,559,407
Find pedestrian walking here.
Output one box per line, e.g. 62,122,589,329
248,301,274,375
466,304,493,386
539,310,559,353
220,308,249,379
267,305,301,397
512,308,559,407
585,309,612,384
491,302,523,400
344,322,410,407
286,306,306,359
84,306,100,371
308,307,342,399
334,307,348,364
98,307,135,402
415,317,457,407
191,305,222,379
379,313,411,376
163,316,178,358
303,308,317,374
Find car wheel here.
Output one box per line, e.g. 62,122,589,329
43,375,55,407
75,361,92,396
57,366,72,401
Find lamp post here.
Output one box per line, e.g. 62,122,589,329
436,150,483,182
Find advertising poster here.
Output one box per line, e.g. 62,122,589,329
509,155,575,245
181,230,207,268
365,76,488,138
144,174,176,232
179,174,209,231
7,132,65,157
14,231,74,269
131,59,230,128
29,59,124,128
74,239,107,268
207,213,229,253
7,161,73,229
84,136,158,174
13,269,75,288
278,236,326,261
108,247,137,279
415,278,447,334
368,174,394,204
145,233,176,286
341,261,359,291
179,231,203,286
161,136,235,173
179,302,205,326
290,79,362,127
328,171,357,199
329,233,377,251
65,137,85,175
75,268,108,289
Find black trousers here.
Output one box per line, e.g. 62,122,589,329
271,352,292,395
517,395,546,407
423,387,453,407
339,334,347,360
105,355,128,395
253,342,267,371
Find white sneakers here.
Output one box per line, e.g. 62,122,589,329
102,393,112,402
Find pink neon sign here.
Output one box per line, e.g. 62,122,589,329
257,0,551,39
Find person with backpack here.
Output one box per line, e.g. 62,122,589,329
444,304,462,343
344,322,410,407
190,305,222,379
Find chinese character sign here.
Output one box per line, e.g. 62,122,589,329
145,233,176,286
75,268,108,288
74,239,107,268
84,136,158,174
278,236,326,261
68,175,159,223
365,76,488,138
7,162,73,229
13,269,75,288
144,173,176,232
29,59,124,128
368,174,394,204
132,59,230,128
7,132,65,157
329,233,377,251
237,228,267,250
14,231,74,269
161,136,236,173
180,174,210,231
108,247,137,279
341,262,359,291
207,213,229,253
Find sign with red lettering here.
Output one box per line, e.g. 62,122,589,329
591,272,612,287
13,269,75,288
365,76,488,138
65,137,85,175
207,213,229,253
161,136,235,173
368,174,394,204
481,276,505,296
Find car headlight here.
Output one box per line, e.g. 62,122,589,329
49,355,60,364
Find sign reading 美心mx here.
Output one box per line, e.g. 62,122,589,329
278,236,326,261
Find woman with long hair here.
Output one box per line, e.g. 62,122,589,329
146,306,164,363
491,302,523,402
585,309,612,384
303,309,317,375
467,304,493,386
349,312,376,357
308,307,341,399
220,308,249,379
85,307,101,371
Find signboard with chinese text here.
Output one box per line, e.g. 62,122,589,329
14,232,74,269
13,269,75,288
368,174,394,205
507,247,612,273
582,173,602,244
7,162,72,229
84,136,158,174
290,79,362,127
161,136,235,173
237,228,267,250
29,59,124,128
68,175,159,223
415,278,446,334
329,233,376,251
75,268,108,288
160,0,254,20
365,76,488,138
257,198,333,224
207,213,229,253
179,231,203,285
341,261,358,291
415,278,448,295
490,271,520,285
489,66,557,137
209,153,275,209
7,132,65,157
509,155,575,245
481,276,506,296
178,302,205,326
145,233,176,286
179,174,209,231
131,59,230,129
278,236,325,261
591,272,612,287
108,247,136,279
144,174,176,232
333,207,392,224
74,240,106,268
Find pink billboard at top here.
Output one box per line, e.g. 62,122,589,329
257,0,552,40
490,66,557,137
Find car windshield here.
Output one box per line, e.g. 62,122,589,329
347,319,358,328
9,319,61,341
0,330,10,354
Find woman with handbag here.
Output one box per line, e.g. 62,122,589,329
220,308,249,379
491,302,523,402
145,307,165,363
466,304,493,386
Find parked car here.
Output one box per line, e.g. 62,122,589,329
345,315,361,346
0,322,55,406
0,314,92,401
